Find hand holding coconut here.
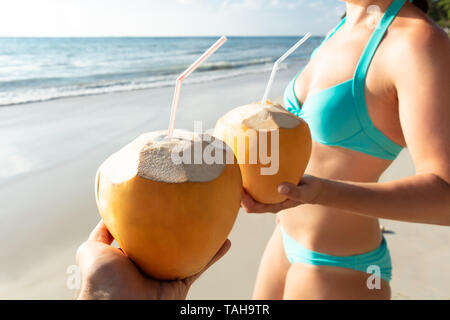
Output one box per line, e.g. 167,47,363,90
214,102,312,204
77,221,231,300
241,174,323,214
215,35,313,211
95,131,241,280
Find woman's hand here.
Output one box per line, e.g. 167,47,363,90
76,221,231,300
241,175,323,214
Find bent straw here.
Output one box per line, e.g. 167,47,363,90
261,33,311,104
167,36,228,139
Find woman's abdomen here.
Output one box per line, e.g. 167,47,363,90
279,142,391,256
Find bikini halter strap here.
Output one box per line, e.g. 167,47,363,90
354,0,407,83
352,0,406,156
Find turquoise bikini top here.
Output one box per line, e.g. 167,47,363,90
284,0,407,160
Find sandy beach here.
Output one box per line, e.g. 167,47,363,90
0,68,448,300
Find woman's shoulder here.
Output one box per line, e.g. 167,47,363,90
379,7,449,104
379,6,449,79
392,7,449,55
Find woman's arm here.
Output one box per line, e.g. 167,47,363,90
242,25,450,226
307,174,450,226
242,172,449,226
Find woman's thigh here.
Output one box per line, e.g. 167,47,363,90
252,224,291,300
283,263,391,300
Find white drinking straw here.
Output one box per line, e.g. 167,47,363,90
167,36,228,139
261,33,311,104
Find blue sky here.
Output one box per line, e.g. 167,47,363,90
0,0,346,37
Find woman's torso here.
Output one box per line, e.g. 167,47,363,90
280,1,426,255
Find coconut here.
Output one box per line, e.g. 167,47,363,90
214,103,311,204
95,130,242,280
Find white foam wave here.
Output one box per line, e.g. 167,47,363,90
0,63,288,107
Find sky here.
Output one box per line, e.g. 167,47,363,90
0,0,346,37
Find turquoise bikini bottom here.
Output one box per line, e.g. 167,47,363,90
281,227,392,283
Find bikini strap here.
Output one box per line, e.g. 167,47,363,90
325,17,347,41
353,0,406,157
354,0,406,81
310,18,346,60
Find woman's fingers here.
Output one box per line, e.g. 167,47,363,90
280,199,302,209
241,188,301,213
278,182,304,201
278,175,323,204
241,189,269,213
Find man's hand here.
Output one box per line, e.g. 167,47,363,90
76,221,231,300
241,175,323,214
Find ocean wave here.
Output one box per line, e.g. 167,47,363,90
0,57,275,89
197,57,273,72
0,62,288,107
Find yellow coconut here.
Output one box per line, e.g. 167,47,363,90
214,103,311,204
95,130,242,280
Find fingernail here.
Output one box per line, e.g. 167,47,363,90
278,185,289,194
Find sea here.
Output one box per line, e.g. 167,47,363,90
0,36,322,107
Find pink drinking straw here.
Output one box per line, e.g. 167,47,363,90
261,33,311,104
167,36,228,139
